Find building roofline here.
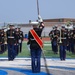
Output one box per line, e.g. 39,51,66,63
43,18,75,20
43,18,75,22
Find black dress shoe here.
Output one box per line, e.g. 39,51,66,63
32,71,40,73
8,59,13,61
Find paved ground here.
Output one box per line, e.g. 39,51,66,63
0,58,75,75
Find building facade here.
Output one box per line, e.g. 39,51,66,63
18,18,75,37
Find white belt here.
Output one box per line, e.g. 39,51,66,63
8,36,14,38
30,37,41,40
30,39,35,40
58,37,66,39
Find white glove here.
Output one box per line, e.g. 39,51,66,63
38,15,43,22
27,44,30,51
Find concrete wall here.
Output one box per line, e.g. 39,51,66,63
20,23,55,37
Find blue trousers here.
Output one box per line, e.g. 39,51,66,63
30,48,42,73
59,45,66,60
14,44,19,55
8,44,16,60
19,42,22,53
67,41,74,53
70,42,74,53
67,43,71,52
52,40,58,53
0,44,5,54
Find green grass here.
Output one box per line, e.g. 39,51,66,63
0,41,75,59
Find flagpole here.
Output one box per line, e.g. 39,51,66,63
37,0,40,16
36,0,50,75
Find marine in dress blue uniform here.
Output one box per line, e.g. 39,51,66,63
59,26,67,61
66,28,71,52
49,25,60,54
27,22,44,73
18,27,23,53
14,27,20,56
6,25,16,61
70,26,75,54
0,28,6,54
49,26,55,52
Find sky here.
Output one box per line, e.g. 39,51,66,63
0,0,75,23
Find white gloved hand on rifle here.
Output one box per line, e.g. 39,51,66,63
38,15,43,22
27,44,30,51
